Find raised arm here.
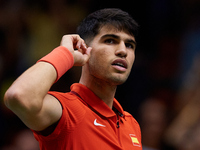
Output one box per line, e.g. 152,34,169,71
4,35,92,131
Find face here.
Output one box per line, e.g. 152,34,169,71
86,25,136,85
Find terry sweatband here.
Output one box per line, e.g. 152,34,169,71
37,46,74,82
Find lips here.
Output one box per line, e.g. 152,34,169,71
111,59,128,71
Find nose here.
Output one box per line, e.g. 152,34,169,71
115,42,127,58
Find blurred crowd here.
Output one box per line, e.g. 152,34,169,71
0,0,200,149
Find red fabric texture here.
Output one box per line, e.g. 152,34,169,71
32,83,142,150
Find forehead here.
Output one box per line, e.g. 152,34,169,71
94,25,136,42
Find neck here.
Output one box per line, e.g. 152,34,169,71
79,73,117,109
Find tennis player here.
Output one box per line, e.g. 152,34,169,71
4,8,142,150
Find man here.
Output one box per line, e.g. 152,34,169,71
4,8,142,149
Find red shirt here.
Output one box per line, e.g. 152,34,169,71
33,83,142,150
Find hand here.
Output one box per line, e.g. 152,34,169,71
60,34,92,66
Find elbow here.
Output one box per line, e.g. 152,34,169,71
4,87,42,114
4,88,24,110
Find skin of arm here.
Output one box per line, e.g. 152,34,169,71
4,35,92,131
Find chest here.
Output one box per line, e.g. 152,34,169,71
67,110,142,150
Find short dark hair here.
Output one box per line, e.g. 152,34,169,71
77,8,139,44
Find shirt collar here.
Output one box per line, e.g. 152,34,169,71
70,83,124,118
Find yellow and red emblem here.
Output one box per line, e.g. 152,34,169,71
129,134,141,147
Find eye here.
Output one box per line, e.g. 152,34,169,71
125,43,135,49
104,39,115,44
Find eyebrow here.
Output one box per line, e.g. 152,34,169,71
100,34,137,45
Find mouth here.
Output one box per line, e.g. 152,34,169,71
111,59,128,71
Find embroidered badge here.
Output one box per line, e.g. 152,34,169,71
129,134,141,147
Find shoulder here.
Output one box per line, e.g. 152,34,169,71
124,111,141,131
124,111,141,138
47,91,86,120
47,91,82,107
48,91,76,101
48,91,86,113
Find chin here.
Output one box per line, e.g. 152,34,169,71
109,76,128,86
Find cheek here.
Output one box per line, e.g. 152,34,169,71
128,52,135,66
88,49,111,72
91,48,110,63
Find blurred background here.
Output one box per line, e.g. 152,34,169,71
0,0,200,149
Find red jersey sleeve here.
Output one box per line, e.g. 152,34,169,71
32,91,86,149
